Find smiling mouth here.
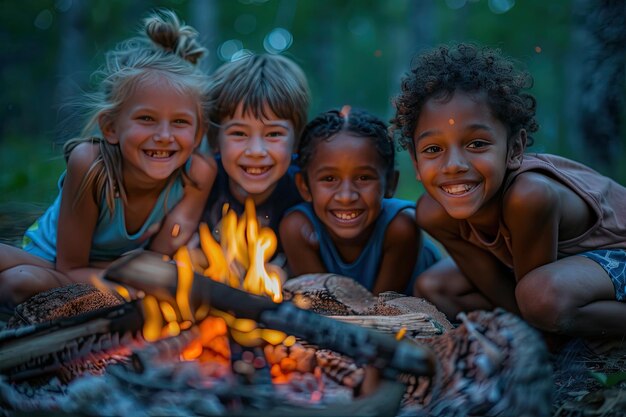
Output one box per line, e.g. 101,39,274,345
144,150,174,158
331,210,363,221
441,183,477,195
242,166,271,175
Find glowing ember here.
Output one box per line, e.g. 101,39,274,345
395,327,407,340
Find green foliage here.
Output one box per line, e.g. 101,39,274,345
590,371,626,388
0,137,65,205
1,0,624,205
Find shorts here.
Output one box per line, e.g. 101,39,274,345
578,249,626,301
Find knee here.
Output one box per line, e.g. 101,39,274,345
413,270,445,299
516,272,573,333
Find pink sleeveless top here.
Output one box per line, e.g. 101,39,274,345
459,154,626,268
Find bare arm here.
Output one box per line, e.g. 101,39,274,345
279,210,326,277
55,142,107,283
416,193,519,314
503,172,562,281
372,209,419,295
149,153,217,256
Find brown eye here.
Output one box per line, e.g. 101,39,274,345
467,140,489,149
423,145,442,153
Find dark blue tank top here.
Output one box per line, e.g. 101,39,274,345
287,198,441,294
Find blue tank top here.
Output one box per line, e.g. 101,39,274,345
288,198,441,294
23,163,188,262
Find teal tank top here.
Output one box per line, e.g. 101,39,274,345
23,163,188,262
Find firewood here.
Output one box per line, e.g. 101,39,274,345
328,312,446,337
6,283,124,328
283,274,377,315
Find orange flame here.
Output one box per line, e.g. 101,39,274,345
242,198,283,302
140,197,287,352
198,197,283,302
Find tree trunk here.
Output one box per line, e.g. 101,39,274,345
188,0,220,73
569,0,625,176
54,1,88,142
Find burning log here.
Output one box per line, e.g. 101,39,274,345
104,250,436,379
0,290,142,382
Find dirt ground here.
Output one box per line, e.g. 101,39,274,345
1,204,625,416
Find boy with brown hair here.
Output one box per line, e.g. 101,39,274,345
202,54,310,239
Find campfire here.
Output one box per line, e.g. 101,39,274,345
138,198,290,364
0,200,436,416
0,198,555,416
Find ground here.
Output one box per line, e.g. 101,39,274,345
551,339,626,416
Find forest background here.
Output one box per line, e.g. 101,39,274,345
1,0,624,210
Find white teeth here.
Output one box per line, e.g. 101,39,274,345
442,184,474,195
145,150,172,158
244,166,270,175
334,211,360,220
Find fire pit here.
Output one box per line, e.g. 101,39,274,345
0,200,553,416
0,272,430,416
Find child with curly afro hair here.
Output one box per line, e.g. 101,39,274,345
392,43,626,343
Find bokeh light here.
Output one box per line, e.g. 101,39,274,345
488,0,515,14
218,39,243,61
263,27,293,54
34,9,53,30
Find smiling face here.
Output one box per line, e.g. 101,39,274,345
297,132,387,243
411,90,522,221
217,102,296,205
100,77,201,188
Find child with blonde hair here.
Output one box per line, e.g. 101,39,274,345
0,10,216,307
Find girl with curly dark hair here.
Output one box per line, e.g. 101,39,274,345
280,106,441,295
393,43,626,340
